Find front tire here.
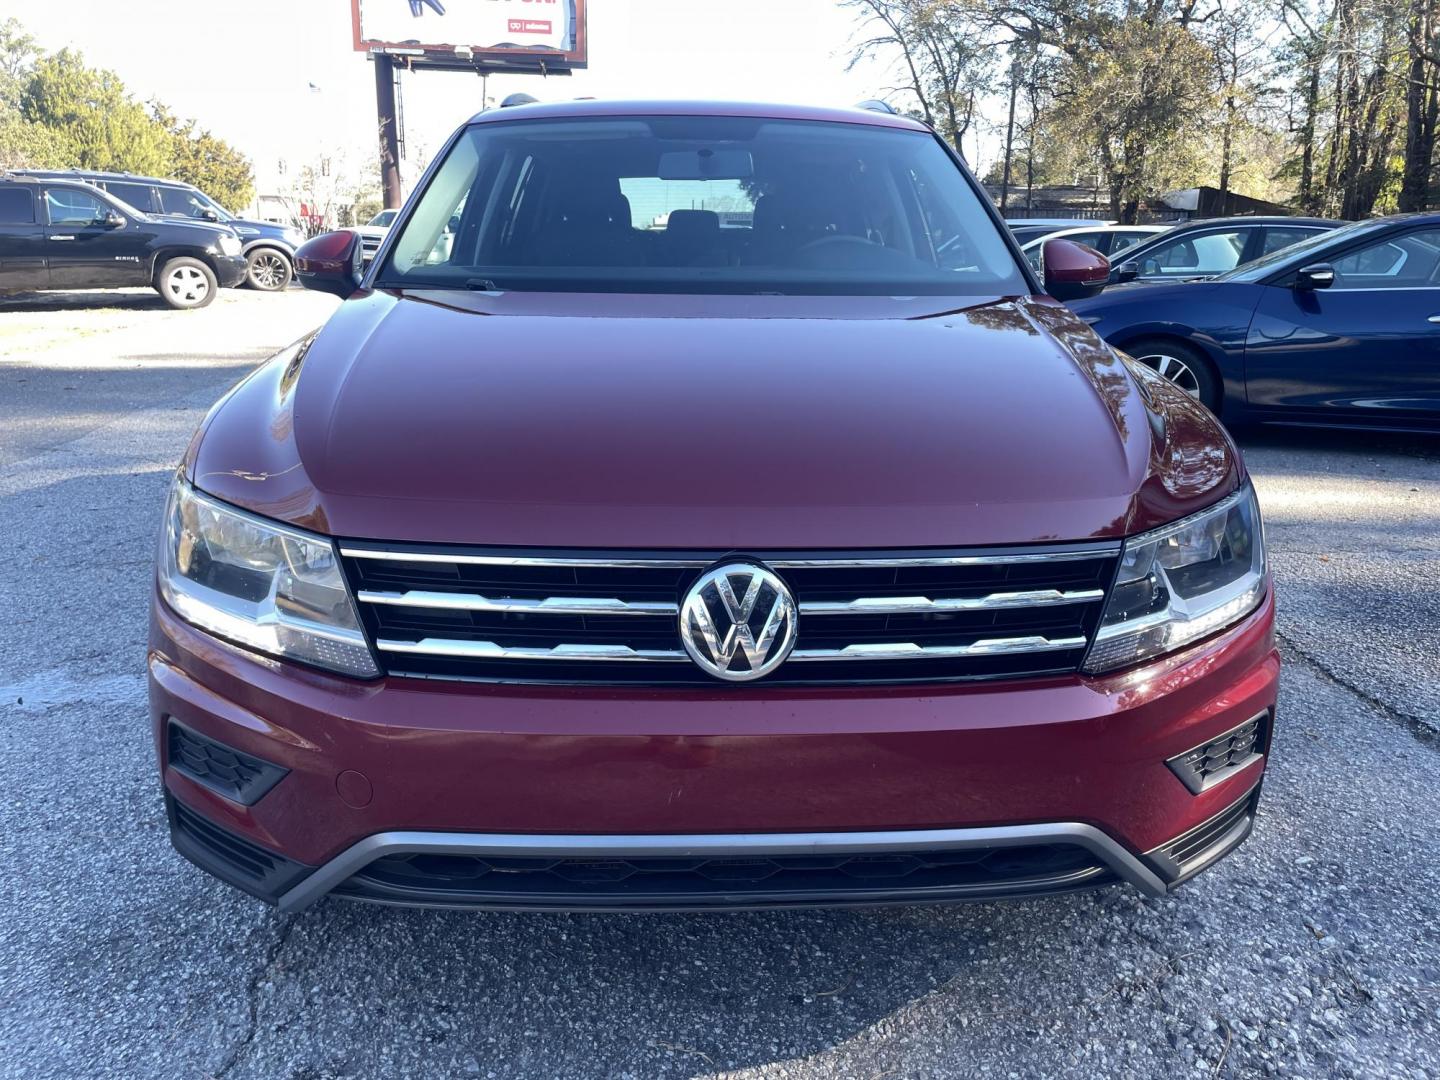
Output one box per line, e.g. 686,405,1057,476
245,248,293,291
1126,338,1221,412
156,257,218,310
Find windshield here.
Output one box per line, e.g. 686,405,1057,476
376,116,1026,295
1217,221,1361,282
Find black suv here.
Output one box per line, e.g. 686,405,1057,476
0,174,247,309
18,169,304,292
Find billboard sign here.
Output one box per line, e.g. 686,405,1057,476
352,0,586,70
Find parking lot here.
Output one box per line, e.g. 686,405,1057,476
1,288,1438,1079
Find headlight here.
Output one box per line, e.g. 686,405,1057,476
1083,483,1266,674
158,478,379,678
217,235,242,256
283,227,305,247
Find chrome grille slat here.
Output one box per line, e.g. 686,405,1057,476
790,636,1088,661
358,589,677,616
799,589,1103,615
376,639,690,662
341,543,1118,685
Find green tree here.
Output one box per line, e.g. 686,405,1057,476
0,17,69,168
151,102,255,211
20,47,173,175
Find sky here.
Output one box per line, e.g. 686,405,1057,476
0,0,976,200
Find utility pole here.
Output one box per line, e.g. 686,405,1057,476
373,53,403,209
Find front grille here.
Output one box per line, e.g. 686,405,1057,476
334,843,1114,908
339,543,1119,686
1167,712,1268,795
166,720,288,805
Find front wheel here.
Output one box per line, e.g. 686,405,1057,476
156,257,218,310
245,248,293,291
1126,338,1221,413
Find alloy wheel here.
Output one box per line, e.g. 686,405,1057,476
165,266,210,306
249,252,288,290
1135,352,1202,399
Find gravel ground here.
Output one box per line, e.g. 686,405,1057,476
1,288,1437,1079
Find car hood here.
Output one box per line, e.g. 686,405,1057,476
188,290,1240,548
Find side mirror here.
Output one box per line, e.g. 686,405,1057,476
294,230,363,299
201,208,220,222
103,211,125,229
1114,260,1140,283
1042,239,1110,302
1294,262,1335,291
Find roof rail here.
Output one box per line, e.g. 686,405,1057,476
500,92,539,108
855,99,899,115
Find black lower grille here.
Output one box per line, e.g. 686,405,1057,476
1145,787,1260,885
340,543,1118,686
333,843,1116,909
1167,712,1268,795
166,720,288,805
167,797,311,903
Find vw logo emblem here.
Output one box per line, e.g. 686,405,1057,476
679,562,798,682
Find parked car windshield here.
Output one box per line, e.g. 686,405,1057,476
377,116,1026,295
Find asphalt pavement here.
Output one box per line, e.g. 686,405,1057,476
1,288,1437,1079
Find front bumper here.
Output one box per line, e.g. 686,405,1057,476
150,586,1278,911
213,254,248,288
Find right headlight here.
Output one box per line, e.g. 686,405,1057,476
1083,483,1266,674
158,477,379,678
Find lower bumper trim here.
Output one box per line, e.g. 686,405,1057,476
271,821,1167,912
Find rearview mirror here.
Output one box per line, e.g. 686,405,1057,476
657,148,754,180
1294,263,1335,291
294,230,363,299
1043,239,1110,302
1114,260,1140,284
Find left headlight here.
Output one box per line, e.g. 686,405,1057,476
158,478,379,678
1083,482,1266,674
217,235,242,256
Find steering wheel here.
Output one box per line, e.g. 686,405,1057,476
795,233,880,254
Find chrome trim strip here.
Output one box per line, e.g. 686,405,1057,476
276,822,1168,911
339,547,1117,569
341,547,709,568
800,589,1104,615
359,589,677,616
790,635,1087,661
375,634,1086,664
375,638,689,662
769,550,1114,567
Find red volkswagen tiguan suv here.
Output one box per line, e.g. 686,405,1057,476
150,100,1276,911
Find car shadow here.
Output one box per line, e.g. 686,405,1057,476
0,289,172,313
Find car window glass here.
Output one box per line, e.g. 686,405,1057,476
1110,231,1150,255
105,181,157,213
0,187,35,224
1259,227,1319,257
1331,229,1440,288
44,187,108,226
159,186,210,217
382,116,1027,296
1144,230,1246,276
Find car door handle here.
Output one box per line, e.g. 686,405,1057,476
50,235,76,241
1428,314,1440,324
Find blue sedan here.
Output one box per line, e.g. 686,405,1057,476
1070,214,1440,431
